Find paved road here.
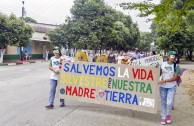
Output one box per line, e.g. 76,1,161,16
0,62,193,126
180,64,194,70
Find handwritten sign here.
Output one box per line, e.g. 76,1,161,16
131,54,163,67
58,62,160,114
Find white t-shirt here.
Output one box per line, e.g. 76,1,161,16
88,54,93,62
117,56,124,64
95,53,100,57
160,61,180,88
49,56,61,80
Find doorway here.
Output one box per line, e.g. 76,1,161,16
43,44,46,59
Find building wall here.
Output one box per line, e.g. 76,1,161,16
4,41,54,60
16,44,32,55
3,23,57,61
6,45,17,54
31,41,53,59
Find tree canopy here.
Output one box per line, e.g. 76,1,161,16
120,0,194,32
0,13,33,49
120,0,194,61
137,32,153,52
48,0,140,51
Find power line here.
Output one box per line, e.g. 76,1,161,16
27,0,57,18
0,1,69,25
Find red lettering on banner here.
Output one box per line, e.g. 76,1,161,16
78,87,83,97
84,88,89,98
132,68,139,79
72,87,78,96
90,89,96,99
66,86,72,95
132,68,154,81
66,86,96,99
147,70,154,81
141,69,146,79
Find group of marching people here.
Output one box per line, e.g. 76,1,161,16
45,47,181,125
93,48,142,64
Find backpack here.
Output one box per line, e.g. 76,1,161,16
173,62,182,86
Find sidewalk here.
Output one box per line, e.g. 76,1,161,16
179,58,194,63
0,59,47,66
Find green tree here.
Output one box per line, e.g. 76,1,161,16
120,0,194,31
137,32,153,51
0,13,33,63
121,0,194,61
48,0,140,52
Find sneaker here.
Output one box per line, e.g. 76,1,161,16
161,119,166,125
166,115,171,124
45,104,54,109
60,104,65,107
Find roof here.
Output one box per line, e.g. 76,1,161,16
27,23,58,33
31,32,50,42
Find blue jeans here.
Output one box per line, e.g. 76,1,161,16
160,86,176,119
49,79,64,105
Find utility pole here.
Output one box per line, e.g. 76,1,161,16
20,1,25,61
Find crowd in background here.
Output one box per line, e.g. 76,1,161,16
91,48,157,64
58,47,158,64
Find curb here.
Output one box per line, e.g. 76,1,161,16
0,60,46,66
8,63,16,66
0,63,8,66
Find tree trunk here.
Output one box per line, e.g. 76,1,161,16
0,49,5,63
20,46,24,61
188,50,193,61
176,50,180,64
100,41,102,55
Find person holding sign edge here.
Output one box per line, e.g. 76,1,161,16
45,47,65,109
158,51,180,125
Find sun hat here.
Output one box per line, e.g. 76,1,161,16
53,47,61,51
168,51,176,56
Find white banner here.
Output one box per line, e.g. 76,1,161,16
131,55,163,67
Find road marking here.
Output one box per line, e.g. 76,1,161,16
8,63,16,66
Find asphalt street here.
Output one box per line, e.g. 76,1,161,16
0,62,193,126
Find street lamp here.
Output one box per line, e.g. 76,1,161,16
20,1,25,61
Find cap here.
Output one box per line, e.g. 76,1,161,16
168,51,176,56
135,48,138,50
53,47,61,51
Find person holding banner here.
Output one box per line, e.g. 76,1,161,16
108,50,116,63
158,51,180,125
132,48,141,59
116,51,124,64
45,47,65,109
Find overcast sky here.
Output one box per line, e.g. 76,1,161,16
0,0,160,32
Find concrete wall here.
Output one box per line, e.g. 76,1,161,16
4,41,53,60
6,45,17,54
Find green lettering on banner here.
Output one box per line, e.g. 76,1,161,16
128,81,134,91
123,80,128,91
146,83,152,94
140,82,145,93
112,79,117,89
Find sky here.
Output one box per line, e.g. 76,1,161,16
0,0,160,32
